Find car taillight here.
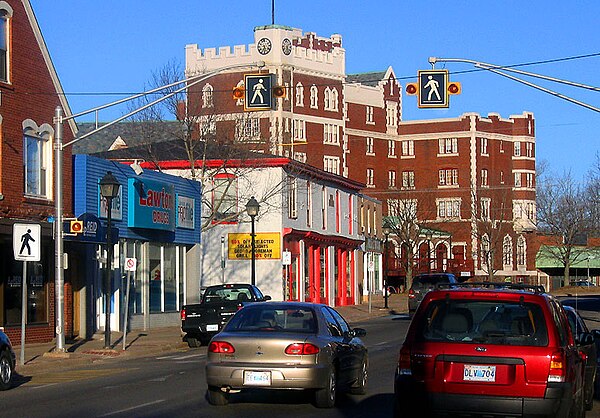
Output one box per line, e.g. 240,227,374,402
180,308,186,321
408,289,415,299
397,346,412,376
548,351,566,382
285,343,320,355
209,341,235,353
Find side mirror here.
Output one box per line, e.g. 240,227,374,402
591,329,600,340
352,327,367,338
577,332,595,346
263,295,272,301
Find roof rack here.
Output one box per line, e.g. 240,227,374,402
436,282,546,293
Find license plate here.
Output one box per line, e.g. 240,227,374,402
243,371,271,386
463,365,496,382
206,324,218,332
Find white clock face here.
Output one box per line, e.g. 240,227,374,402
257,37,272,55
282,38,292,55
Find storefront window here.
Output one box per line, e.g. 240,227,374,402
164,245,177,311
179,248,185,309
320,247,326,299
3,243,48,325
149,243,162,313
304,244,310,300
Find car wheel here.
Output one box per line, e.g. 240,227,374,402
187,337,201,348
206,386,229,406
350,358,368,395
0,350,13,391
314,367,336,408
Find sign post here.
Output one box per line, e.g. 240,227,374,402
122,257,137,351
13,223,41,366
282,250,291,301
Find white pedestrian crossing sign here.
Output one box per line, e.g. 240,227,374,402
13,223,41,261
418,69,449,108
244,74,273,111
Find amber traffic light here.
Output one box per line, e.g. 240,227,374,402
405,83,418,95
232,86,245,100
273,85,286,98
448,82,462,95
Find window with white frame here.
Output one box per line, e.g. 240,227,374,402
388,170,396,188
438,137,458,154
293,119,306,141
388,140,396,157
287,176,297,219
330,88,338,110
23,120,52,198
514,141,521,156
295,82,304,106
366,106,374,123
236,117,260,140
503,235,513,267
513,200,536,223
386,103,397,127
310,85,318,108
387,198,417,218
481,198,490,220
526,172,534,188
439,168,459,186
402,140,414,156
323,124,339,144
323,156,340,175
481,169,489,187
437,198,461,219
293,152,307,163
517,235,526,266
514,172,522,187
202,83,214,108
402,171,415,189
481,137,488,155
366,137,374,154
481,234,490,267
366,168,374,187
0,3,12,83
324,88,331,110
306,181,312,227
321,186,327,229
526,142,533,157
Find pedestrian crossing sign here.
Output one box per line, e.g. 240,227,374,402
244,73,274,111
13,223,41,261
418,69,449,108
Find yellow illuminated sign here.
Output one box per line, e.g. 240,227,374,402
228,233,281,260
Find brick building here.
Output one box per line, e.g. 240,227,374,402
0,1,76,343
183,24,538,287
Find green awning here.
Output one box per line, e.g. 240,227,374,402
536,245,600,269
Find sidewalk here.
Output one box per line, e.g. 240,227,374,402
14,293,407,377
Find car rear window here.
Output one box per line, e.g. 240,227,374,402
414,275,455,286
415,299,548,346
202,287,253,303
225,306,318,334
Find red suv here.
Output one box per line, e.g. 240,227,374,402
394,283,586,418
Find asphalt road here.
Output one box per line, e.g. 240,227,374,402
2,314,411,418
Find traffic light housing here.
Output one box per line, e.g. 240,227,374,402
272,85,286,99
405,83,418,96
448,81,461,95
232,86,245,100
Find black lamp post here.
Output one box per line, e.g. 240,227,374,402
99,171,120,349
382,222,391,309
245,196,260,286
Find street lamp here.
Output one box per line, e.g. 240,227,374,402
99,171,120,349
245,196,260,286
382,222,392,309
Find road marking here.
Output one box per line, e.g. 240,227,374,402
98,399,165,417
156,353,205,360
26,368,128,385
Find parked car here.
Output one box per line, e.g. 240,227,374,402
395,283,586,418
571,280,597,287
563,304,598,411
205,302,368,408
408,273,457,316
0,329,15,391
181,283,270,347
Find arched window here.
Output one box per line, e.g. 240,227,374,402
0,1,14,83
481,234,490,267
324,87,331,110
310,85,318,108
295,82,304,106
503,235,513,267
23,119,53,198
202,83,214,108
331,88,339,110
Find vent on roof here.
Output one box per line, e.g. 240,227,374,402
108,135,128,151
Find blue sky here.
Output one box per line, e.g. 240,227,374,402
31,1,599,180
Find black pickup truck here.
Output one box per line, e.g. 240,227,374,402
180,283,271,347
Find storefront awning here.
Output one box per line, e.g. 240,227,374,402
283,228,364,249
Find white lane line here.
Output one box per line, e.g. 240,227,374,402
156,353,205,360
99,399,165,417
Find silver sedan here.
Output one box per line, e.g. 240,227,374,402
205,302,368,408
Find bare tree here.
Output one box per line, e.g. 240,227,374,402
536,169,591,286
